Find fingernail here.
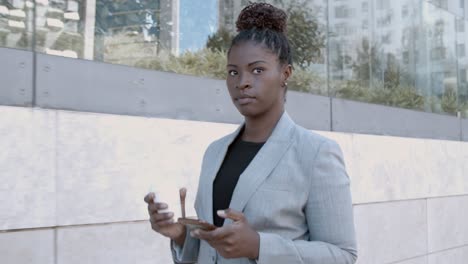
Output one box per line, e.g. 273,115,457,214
217,210,226,217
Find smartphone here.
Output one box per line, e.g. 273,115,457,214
178,217,217,231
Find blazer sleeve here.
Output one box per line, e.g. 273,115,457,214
170,140,219,263
170,229,200,264
256,139,358,264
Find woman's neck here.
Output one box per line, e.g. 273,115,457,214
241,107,284,143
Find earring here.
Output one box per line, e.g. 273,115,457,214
283,82,288,87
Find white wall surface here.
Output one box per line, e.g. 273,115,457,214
1,105,467,264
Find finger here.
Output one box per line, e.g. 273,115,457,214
217,208,244,222
154,218,175,227
179,187,187,197
192,227,229,242
144,192,155,204
148,203,168,213
151,212,174,222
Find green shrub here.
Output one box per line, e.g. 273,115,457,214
135,48,227,79
461,102,468,118
135,47,327,93
335,80,425,111
288,67,327,95
441,87,458,114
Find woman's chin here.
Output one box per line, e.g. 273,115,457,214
237,107,264,119
236,105,254,116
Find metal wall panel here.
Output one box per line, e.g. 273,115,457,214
36,53,243,124
285,92,331,131
332,98,461,140
0,47,33,106
35,54,332,130
31,53,467,141
462,119,468,142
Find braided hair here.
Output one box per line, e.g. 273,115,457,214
229,2,293,66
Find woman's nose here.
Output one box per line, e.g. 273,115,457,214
238,74,251,89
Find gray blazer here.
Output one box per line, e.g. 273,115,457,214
172,112,357,264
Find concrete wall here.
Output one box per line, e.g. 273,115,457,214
1,105,467,264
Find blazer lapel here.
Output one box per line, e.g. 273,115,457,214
225,112,296,226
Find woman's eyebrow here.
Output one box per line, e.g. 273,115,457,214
248,60,267,66
227,61,267,68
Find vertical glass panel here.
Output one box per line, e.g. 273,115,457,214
427,0,464,17
34,0,165,60
35,0,85,58
369,0,427,111
0,0,33,50
457,18,468,117
217,0,328,96
32,0,328,96
331,0,459,115
260,0,328,95
328,0,372,101
94,0,165,63
420,2,458,115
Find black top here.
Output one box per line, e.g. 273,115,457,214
212,134,264,227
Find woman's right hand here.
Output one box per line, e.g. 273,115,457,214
144,192,186,246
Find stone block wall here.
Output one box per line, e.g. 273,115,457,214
1,105,467,264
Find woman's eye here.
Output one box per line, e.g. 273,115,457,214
253,68,264,74
228,70,238,76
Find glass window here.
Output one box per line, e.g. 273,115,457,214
335,5,350,18
2,0,463,116
427,0,448,9
457,18,465,32
428,0,464,16
362,1,369,12
440,0,449,9
370,0,428,112
329,0,372,100
421,2,458,114
376,0,390,10
362,19,369,29
30,0,328,96
402,4,409,17
457,19,468,117
241,0,328,95
0,0,33,50
457,43,466,56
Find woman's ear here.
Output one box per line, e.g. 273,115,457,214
281,64,293,86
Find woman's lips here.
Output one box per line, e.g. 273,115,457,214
237,97,256,105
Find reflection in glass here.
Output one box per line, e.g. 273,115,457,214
420,2,458,115
215,0,328,95
370,0,426,112
329,0,461,115
0,0,32,50
94,0,165,63
34,0,85,58
457,18,468,117
22,0,468,115
427,0,464,17
328,0,372,100
32,0,328,96
138,0,329,96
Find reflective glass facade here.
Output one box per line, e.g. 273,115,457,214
1,0,468,117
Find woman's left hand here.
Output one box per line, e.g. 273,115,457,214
190,209,260,260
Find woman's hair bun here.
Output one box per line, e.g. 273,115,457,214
236,2,287,34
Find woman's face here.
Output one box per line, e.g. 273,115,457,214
226,41,290,119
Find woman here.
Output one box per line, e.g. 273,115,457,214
144,3,357,263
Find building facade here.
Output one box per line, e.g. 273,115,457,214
1,1,468,263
